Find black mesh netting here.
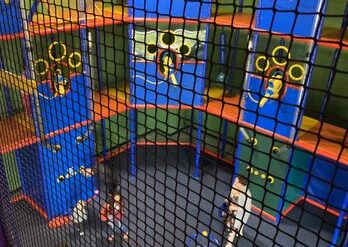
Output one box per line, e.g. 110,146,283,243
0,0,347,246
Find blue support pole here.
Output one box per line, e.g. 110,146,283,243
193,110,203,179
129,108,137,176
330,193,348,247
95,27,108,161
216,29,226,85
128,22,137,177
220,0,243,158
218,29,228,158
192,19,211,179
27,0,40,22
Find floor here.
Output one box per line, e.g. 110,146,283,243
12,146,345,247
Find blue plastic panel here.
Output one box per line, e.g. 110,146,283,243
243,76,301,138
257,0,324,37
16,144,47,211
131,62,205,105
308,156,348,210
129,0,212,19
37,74,91,134
40,126,95,219
0,0,23,35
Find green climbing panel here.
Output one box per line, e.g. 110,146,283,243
2,152,21,192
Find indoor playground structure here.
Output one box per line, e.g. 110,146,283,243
0,0,347,246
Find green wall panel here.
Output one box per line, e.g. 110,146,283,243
283,149,312,211
237,130,292,217
2,152,21,192
95,112,129,153
0,87,7,119
184,110,238,162
137,109,190,143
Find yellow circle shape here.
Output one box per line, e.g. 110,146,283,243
34,59,49,76
289,64,305,81
268,176,275,184
68,52,82,68
255,56,270,71
254,170,259,176
202,231,208,237
48,41,67,62
161,30,176,46
261,174,266,179
272,46,291,66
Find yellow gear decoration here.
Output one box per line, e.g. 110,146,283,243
48,41,67,62
272,46,291,66
255,56,270,71
289,64,305,81
34,59,49,76
68,52,82,68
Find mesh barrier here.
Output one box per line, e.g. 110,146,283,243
0,0,347,246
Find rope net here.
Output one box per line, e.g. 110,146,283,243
0,0,347,246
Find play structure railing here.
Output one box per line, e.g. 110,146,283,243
0,0,347,247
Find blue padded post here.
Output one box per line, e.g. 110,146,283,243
96,27,108,160
129,108,137,176
220,0,243,158
330,192,348,247
193,110,203,179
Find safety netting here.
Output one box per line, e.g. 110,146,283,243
0,0,347,246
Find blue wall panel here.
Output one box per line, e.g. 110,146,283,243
308,156,348,210
129,0,211,19
243,76,301,138
37,74,91,134
40,126,95,219
131,62,205,106
16,144,47,211
257,0,324,37
0,0,22,35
